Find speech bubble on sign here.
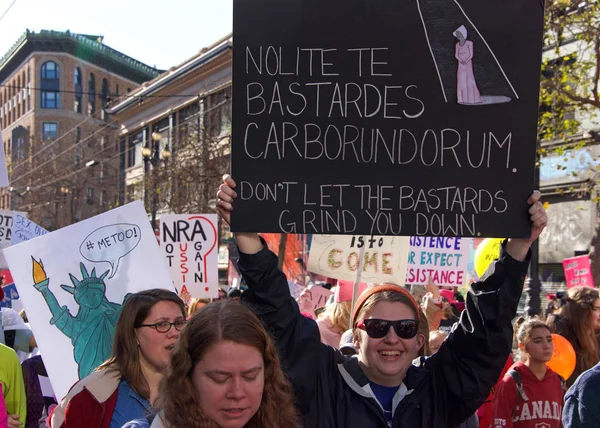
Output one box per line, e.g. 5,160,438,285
79,223,141,278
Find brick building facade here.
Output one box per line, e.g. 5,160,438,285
0,30,159,229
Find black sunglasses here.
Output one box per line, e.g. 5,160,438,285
357,319,419,339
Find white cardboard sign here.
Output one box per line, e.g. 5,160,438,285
161,214,219,299
0,210,26,269
11,213,48,246
307,234,410,285
4,201,174,401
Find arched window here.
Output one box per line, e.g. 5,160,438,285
41,61,60,109
74,68,82,113
88,73,96,116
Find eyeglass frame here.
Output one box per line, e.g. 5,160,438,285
136,319,188,333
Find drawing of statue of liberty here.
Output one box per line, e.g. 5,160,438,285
31,257,128,379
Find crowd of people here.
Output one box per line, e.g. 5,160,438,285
0,175,598,427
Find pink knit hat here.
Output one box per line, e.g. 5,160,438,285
335,280,368,303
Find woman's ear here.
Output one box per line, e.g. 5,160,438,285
518,342,525,352
353,330,361,350
416,333,426,351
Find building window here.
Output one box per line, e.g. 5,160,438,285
127,140,136,168
41,61,59,80
41,61,60,109
101,78,109,107
16,75,20,117
101,78,109,120
26,66,31,111
75,126,81,143
127,131,143,168
75,145,82,167
99,190,105,206
41,92,60,109
88,73,96,116
87,188,94,205
74,67,82,113
43,122,58,140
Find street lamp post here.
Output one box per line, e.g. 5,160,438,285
524,161,542,317
142,130,171,231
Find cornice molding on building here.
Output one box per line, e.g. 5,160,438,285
47,52,143,86
107,37,232,115
540,128,600,149
118,80,232,138
0,51,145,88
539,180,593,196
0,30,161,84
542,37,579,53
111,62,231,128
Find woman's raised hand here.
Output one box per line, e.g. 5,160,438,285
216,174,237,226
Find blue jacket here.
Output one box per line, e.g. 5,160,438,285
563,362,600,427
239,239,529,428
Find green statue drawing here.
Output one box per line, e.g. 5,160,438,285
31,257,127,379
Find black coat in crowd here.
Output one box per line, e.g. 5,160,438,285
240,239,529,428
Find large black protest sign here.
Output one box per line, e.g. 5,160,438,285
232,0,544,237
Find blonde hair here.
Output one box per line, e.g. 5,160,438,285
318,301,351,332
429,330,449,343
187,298,211,317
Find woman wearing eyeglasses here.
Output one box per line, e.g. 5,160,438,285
217,175,547,428
49,289,186,428
124,300,298,428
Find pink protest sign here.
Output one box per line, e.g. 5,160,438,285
305,285,333,312
562,255,594,289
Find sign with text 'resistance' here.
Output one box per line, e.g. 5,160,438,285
406,236,470,286
232,0,544,237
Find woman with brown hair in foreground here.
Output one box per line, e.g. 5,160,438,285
125,300,298,428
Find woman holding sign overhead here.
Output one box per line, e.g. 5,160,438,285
217,175,547,428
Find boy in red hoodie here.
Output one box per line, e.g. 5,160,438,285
492,318,564,428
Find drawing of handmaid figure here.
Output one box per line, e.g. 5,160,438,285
31,258,130,379
454,25,482,105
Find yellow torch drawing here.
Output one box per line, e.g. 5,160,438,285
32,257,48,284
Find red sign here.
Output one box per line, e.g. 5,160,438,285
0,269,13,286
563,255,594,289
